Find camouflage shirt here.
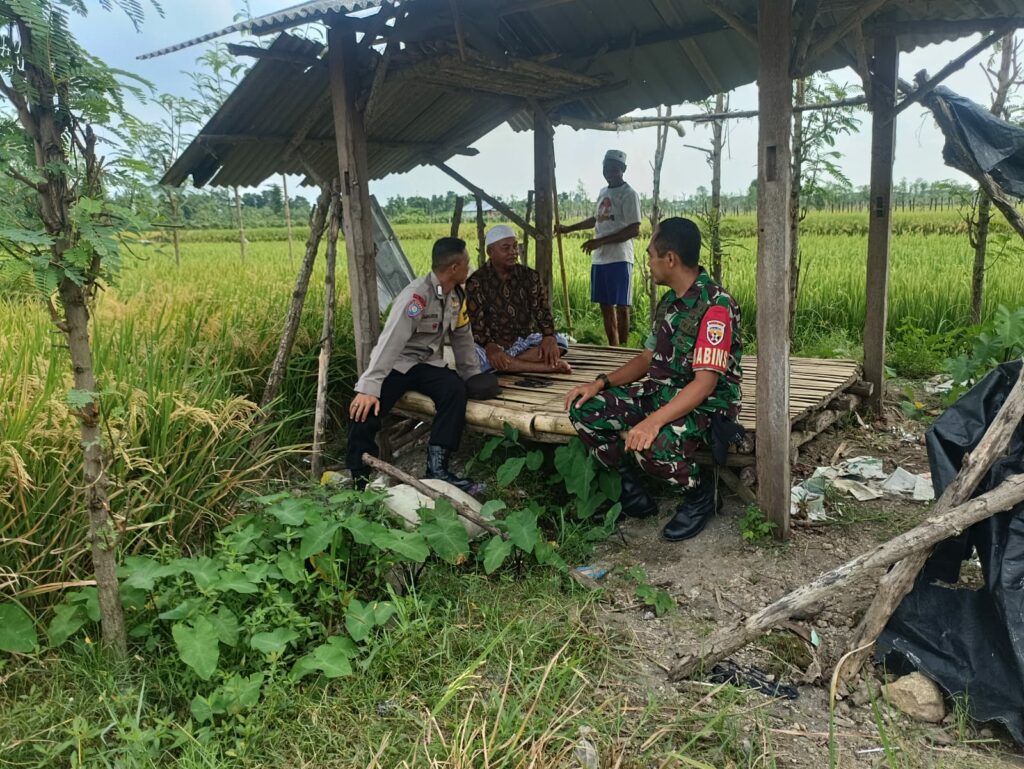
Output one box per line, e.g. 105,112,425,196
643,269,743,417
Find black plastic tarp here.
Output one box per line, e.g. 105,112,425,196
927,86,1024,199
877,361,1024,742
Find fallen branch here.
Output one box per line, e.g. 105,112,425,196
835,362,1024,683
361,452,503,538
669,473,1024,680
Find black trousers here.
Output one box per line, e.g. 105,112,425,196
346,363,467,471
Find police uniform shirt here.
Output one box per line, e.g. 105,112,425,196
354,271,480,397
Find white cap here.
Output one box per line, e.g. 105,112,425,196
604,149,627,165
485,224,517,247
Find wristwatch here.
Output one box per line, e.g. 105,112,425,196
594,373,610,391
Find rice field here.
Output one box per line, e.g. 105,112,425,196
3,213,1024,588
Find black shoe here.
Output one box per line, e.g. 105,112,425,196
620,468,658,518
662,480,717,541
424,445,482,494
351,468,370,491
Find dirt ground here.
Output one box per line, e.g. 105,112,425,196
582,384,1024,768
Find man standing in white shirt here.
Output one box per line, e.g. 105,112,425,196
556,149,642,346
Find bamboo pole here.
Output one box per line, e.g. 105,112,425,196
282,174,294,261
551,167,573,332
311,189,341,479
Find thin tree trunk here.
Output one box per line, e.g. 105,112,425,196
59,277,127,657
311,189,341,479
282,174,294,261
789,78,806,340
710,93,725,283
971,33,1015,324
649,106,670,325
234,185,246,261
260,185,332,410
972,193,992,324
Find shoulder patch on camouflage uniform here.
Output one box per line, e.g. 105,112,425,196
405,294,426,318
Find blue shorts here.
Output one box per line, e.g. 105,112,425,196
591,262,633,306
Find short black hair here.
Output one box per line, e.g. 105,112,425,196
432,237,468,271
652,217,701,268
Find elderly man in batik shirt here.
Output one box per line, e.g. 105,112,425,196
466,224,572,375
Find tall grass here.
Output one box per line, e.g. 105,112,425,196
1,240,357,592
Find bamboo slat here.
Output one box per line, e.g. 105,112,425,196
392,352,862,452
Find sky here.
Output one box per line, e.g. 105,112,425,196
72,0,1005,204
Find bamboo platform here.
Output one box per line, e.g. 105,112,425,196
393,345,865,463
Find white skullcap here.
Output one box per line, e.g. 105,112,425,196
485,224,517,247
604,149,627,165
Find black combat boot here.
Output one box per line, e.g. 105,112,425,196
661,479,718,541
424,445,481,494
619,466,658,518
351,468,370,491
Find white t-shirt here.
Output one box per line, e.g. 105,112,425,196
592,182,642,265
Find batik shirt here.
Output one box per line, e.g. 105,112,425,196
644,269,743,417
465,262,556,348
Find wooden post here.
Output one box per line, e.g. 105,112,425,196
328,17,380,375
282,174,294,261
260,184,332,410
312,189,341,479
450,195,464,237
863,36,898,413
475,194,485,267
523,189,534,266
551,167,573,332
234,185,246,261
533,106,555,299
755,0,793,539
710,93,725,283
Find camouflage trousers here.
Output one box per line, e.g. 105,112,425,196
568,379,712,488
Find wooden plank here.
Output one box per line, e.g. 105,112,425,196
755,0,793,539
436,161,543,240
328,19,379,374
863,36,898,412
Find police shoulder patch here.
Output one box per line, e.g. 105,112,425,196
405,294,426,318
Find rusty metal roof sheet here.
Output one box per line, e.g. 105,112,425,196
157,0,1024,189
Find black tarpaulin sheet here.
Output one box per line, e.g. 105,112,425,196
928,86,1024,199
877,361,1024,743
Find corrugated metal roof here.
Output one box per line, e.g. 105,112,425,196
138,0,386,60
160,0,1024,190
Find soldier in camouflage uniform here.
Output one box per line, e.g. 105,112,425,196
564,217,742,541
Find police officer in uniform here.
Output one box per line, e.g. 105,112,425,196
347,237,498,491
564,218,743,541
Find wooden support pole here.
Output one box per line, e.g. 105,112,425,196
434,161,543,239
863,36,898,413
533,106,556,299
475,194,486,268
669,473,1024,681
523,189,534,266
450,195,464,238
312,189,341,479
260,185,332,410
328,18,380,375
803,0,891,68
837,362,1024,684
755,0,793,539
282,174,294,261
551,167,572,332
